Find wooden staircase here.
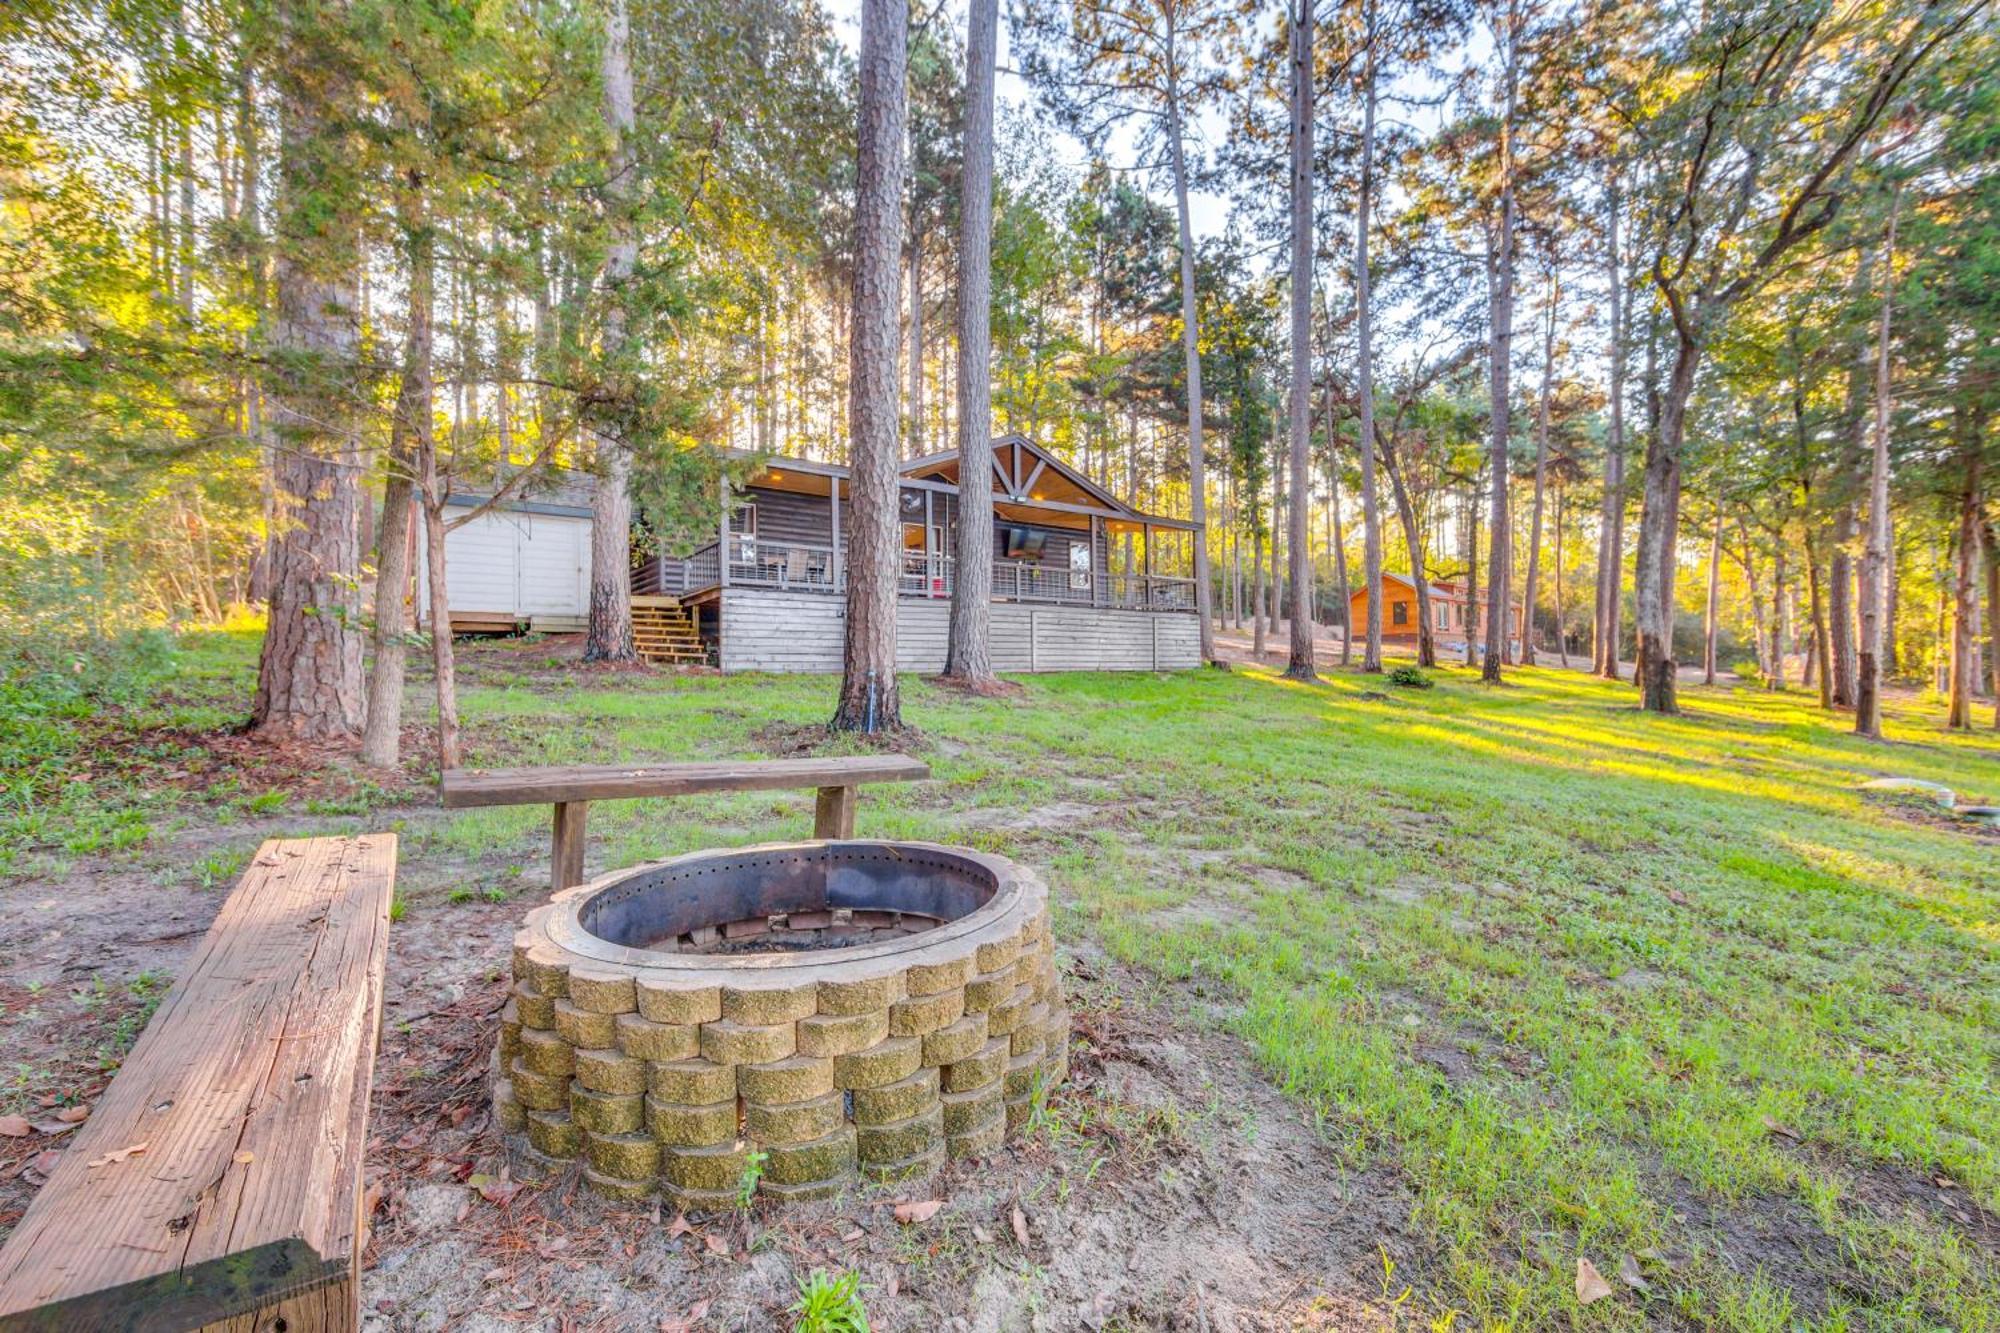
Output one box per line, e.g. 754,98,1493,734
631,595,707,666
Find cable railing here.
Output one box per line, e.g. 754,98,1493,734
646,538,1195,612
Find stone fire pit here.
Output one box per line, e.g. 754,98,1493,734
494,841,1069,1207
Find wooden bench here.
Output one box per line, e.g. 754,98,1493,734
0,835,397,1333
440,756,930,891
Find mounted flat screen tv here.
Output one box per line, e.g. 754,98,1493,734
1003,526,1048,560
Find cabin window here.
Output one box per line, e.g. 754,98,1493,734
1392,600,1408,627
1436,603,1449,630
1068,540,1091,590
730,503,757,562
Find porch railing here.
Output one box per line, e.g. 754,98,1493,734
648,537,1194,613
728,538,838,592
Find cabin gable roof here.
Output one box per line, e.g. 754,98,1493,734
901,434,1141,519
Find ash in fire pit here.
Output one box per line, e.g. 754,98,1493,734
495,841,1068,1208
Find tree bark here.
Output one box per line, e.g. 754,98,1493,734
1379,431,1435,667
1465,475,1481,668
583,0,639,663
1481,7,1518,685
943,0,998,684
908,223,925,455
361,182,430,770
1634,330,1696,712
833,0,907,730
1595,168,1627,679
420,448,461,770
1806,533,1832,709
1164,33,1213,663
1947,417,1981,730
1326,377,1351,665
1855,189,1900,738
1702,507,1722,686
1355,0,1384,673
1984,518,2000,729
251,7,365,743
1283,0,1315,680
1521,261,1556,668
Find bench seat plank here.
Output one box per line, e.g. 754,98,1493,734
0,835,396,1332
440,756,929,808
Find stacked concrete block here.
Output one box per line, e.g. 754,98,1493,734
491,844,1069,1208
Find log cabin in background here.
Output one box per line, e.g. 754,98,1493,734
420,436,1202,672
1349,570,1522,656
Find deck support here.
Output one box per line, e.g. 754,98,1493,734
552,801,589,891
813,785,858,838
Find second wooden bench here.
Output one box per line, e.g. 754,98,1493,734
440,755,931,891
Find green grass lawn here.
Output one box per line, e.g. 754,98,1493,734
5,630,1997,1329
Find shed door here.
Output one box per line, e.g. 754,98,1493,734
439,508,526,614
518,514,590,616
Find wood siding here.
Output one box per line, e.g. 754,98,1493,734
718,589,1199,673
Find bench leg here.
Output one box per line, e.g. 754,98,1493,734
813,786,856,840
552,801,589,891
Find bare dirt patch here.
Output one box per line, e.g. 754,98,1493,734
357,945,1420,1332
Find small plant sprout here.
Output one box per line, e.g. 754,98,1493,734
791,1268,869,1333
736,1146,768,1211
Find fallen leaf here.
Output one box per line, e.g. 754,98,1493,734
55,1106,89,1124
702,1232,728,1256
1011,1205,1031,1248
1617,1254,1650,1293
1664,889,1690,906
667,1213,694,1239
478,1176,521,1206
1760,1116,1801,1141
0,1115,31,1138
894,1199,944,1224
972,1224,992,1243
87,1142,148,1169
483,1267,513,1284
233,1150,255,1165
22,1149,63,1183
840,1226,865,1243
29,1120,79,1137
1576,1257,1614,1305
655,1298,712,1333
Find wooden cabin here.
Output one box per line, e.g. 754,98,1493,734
633,435,1201,671
1349,570,1519,648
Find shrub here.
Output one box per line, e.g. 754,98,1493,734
1386,665,1433,689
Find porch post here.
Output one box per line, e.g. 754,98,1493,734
718,477,731,588
830,478,842,590
1090,515,1102,607
1143,524,1154,608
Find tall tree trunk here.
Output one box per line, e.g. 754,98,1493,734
1521,261,1556,668
1252,523,1267,657
908,224,924,455
1634,329,1696,712
1283,0,1315,680
420,450,461,770
1596,168,1627,679
1481,5,1518,685
1770,542,1788,689
1164,41,1213,663
584,0,639,663
833,0,907,730
1326,377,1351,665
1702,508,1722,686
361,182,431,770
1984,518,2000,729
1806,534,1833,709
944,0,998,684
1464,476,1481,667
1856,189,1900,738
1270,433,1284,631
1554,475,1568,666
1355,0,1384,673
1380,434,1435,667
251,7,365,743
1947,418,1981,730
1829,509,1857,707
